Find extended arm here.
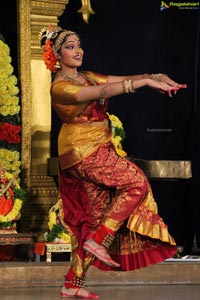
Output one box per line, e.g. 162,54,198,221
76,73,186,103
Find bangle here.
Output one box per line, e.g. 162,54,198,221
123,79,136,93
151,73,164,81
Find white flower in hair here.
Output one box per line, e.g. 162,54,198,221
39,25,59,47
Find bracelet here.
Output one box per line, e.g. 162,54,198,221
123,79,136,93
150,73,164,81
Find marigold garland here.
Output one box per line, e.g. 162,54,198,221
0,122,21,144
107,113,127,157
0,35,22,179
46,203,71,243
0,149,21,177
0,172,26,228
42,39,57,72
0,105,20,116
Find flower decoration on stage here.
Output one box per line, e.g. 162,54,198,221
0,123,21,144
0,41,20,116
0,149,20,179
0,38,21,177
44,197,71,243
107,113,127,157
0,167,26,229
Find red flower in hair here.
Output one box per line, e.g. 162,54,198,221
42,39,57,72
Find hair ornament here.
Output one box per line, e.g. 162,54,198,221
42,38,58,72
39,25,58,47
39,25,77,72
39,25,59,72
53,30,75,55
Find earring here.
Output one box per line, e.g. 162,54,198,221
54,60,61,69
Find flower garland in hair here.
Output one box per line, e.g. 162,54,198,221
42,38,57,72
39,25,60,72
39,26,76,72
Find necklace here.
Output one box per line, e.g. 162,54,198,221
58,71,105,105
57,71,79,81
57,71,97,86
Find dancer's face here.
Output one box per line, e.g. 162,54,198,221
58,34,84,69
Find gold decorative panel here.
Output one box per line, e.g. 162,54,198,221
30,0,68,59
18,0,69,236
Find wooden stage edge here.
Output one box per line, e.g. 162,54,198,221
0,259,200,288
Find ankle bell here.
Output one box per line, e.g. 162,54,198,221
93,224,116,248
72,275,85,287
64,274,85,288
102,233,115,249
64,268,85,288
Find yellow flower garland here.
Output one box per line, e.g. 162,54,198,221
0,171,23,225
0,37,21,190
107,113,127,157
47,205,71,243
48,211,56,231
0,199,22,223
0,149,21,177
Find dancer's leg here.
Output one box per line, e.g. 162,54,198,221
72,143,149,266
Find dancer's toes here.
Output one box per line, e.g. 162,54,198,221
83,238,120,268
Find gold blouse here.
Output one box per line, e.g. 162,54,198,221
51,71,112,169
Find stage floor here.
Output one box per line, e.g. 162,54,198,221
1,258,200,299
1,259,200,288
1,285,200,300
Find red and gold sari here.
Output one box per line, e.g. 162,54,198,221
51,71,176,279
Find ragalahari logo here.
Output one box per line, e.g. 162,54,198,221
160,1,170,10
160,1,200,10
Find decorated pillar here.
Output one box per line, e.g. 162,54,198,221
18,0,69,236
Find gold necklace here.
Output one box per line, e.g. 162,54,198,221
58,71,97,86
57,71,105,104
57,71,79,80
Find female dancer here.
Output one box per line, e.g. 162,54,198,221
40,26,186,299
